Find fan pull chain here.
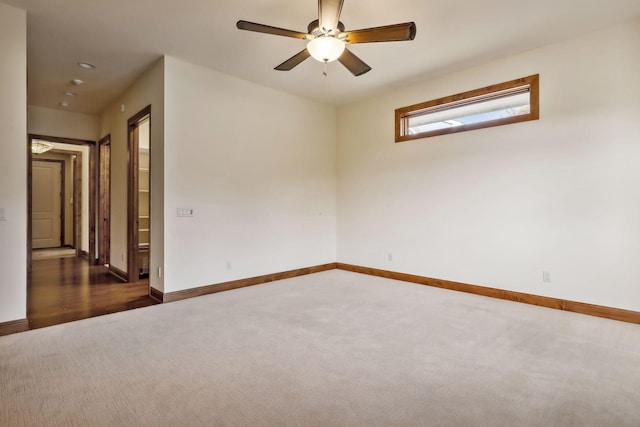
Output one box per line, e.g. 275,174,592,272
323,60,328,77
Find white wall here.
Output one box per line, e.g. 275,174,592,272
337,19,640,311
28,106,100,142
100,58,164,290
0,4,27,323
163,56,337,293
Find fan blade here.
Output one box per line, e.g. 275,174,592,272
338,48,371,76
236,20,308,39
318,0,344,32
275,49,311,71
342,22,417,44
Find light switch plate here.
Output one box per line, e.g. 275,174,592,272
177,208,194,217
0,208,5,221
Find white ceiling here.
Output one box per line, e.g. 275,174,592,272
4,0,640,115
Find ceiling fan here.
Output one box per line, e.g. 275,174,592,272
236,0,416,76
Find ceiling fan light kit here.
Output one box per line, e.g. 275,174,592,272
307,36,345,63
237,0,416,76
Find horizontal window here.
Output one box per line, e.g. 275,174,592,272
395,74,539,142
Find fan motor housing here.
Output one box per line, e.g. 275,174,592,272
308,19,345,36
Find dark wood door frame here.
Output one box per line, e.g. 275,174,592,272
127,106,151,282
27,134,97,272
49,148,83,253
98,135,111,266
73,152,82,252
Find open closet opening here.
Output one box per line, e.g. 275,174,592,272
127,106,151,282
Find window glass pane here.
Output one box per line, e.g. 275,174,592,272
407,91,530,135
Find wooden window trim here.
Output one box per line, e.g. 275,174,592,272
395,74,539,143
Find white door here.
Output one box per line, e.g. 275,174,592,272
32,160,62,249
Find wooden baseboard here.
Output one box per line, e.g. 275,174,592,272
337,263,640,324
159,263,337,303
107,265,128,282
0,318,30,336
149,287,164,303
80,250,89,260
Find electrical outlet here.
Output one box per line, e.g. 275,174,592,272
542,271,551,283
388,253,393,262
226,261,232,270
158,267,162,278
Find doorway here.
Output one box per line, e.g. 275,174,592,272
27,135,96,271
127,106,151,282
27,133,159,330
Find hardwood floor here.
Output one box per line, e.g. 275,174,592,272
28,256,158,329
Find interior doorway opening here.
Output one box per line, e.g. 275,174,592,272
27,135,96,270
127,106,151,282
27,133,159,330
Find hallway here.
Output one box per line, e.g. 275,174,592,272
28,256,158,329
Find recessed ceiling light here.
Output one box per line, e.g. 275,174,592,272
65,91,78,96
60,101,69,107
78,62,96,70
71,79,84,85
